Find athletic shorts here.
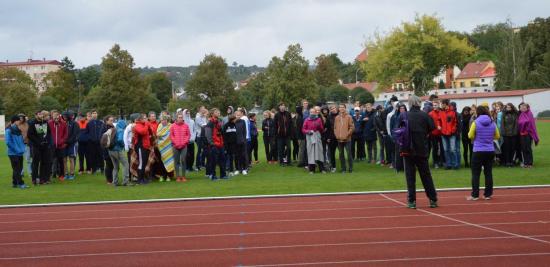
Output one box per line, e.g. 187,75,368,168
64,143,77,157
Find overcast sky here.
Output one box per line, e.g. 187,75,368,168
1,0,549,68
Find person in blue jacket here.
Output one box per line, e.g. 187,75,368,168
363,103,378,164
63,111,80,180
351,107,365,161
86,110,104,174
6,116,30,189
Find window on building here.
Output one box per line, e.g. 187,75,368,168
41,66,45,70
460,82,465,88
473,90,477,93
481,78,485,82
453,91,456,94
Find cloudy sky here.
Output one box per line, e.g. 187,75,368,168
1,0,549,68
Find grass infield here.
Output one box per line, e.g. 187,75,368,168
1,122,549,205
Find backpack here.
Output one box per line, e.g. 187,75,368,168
100,128,116,149
392,112,411,153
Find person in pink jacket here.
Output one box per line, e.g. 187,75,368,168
302,108,325,174
170,113,191,182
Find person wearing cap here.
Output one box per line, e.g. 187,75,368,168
6,116,30,189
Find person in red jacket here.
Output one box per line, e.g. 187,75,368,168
148,112,159,135
205,108,227,180
170,113,191,182
48,110,68,181
133,114,154,184
428,101,444,169
440,99,458,169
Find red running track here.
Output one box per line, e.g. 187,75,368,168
0,187,550,266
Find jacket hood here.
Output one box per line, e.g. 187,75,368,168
477,115,492,126
227,106,234,114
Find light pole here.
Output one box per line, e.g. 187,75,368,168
355,68,362,84
76,79,82,114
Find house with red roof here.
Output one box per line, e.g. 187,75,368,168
453,61,496,88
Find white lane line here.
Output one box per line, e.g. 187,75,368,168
379,193,550,245
2,200,550,225
2,184,549,209
241,252,550,266
1,222,548,246
3,236,550,261
1,209,549,235
2,191,549,217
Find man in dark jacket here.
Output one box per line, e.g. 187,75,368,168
63,111,80,180
326,104,338,172
261,111,276,163
401,96,438,209
363,103,378,163
274,102,292,166
27,111,52,185
374,105,387,165
294,106,307,167
86,110,104,174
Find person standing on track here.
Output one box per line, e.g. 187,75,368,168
467,105,500,201
401,96,438,209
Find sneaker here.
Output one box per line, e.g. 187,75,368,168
166,178,171,182
233,171,240,176
466,196,479,201
59,176,65,182
181,177,188,182
376,161,381,165
309,172,314,175
331,168,336,173
429,200,438,208
220,176,229,179
19,184,30,189
242,170,248,175
211,176,218,181
407,201,416,209
483,196,492,200
159,177,165,182
434,164,439,169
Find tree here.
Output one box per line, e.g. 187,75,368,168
314,54,340,87
185,54,238,111
38,95,62,111
241,72,267,108
261,44,318,109
76,65,101,96
43,69,77,109
350,87,374,104
60,56,75,72
324,84,349,103
362,14,476,95
83,44,161,116
3,82,38,118
144,72,172,107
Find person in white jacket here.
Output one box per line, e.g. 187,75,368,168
183,109,196,172
194,106,208,170
123,113,140,180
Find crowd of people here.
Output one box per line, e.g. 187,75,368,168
5,95,541,207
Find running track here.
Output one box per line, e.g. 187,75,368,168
1,187,550,266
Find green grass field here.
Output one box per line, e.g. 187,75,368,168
1,122,549,205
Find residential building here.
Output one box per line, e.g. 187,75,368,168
0,58,62,92
454,61,496,88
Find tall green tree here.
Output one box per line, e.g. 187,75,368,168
3,82,38,118
185,54,238,111
144,72,172,108
362,14,476,95
60,56,75,72
261,44,318,109
83,44,160,116
241,72,267,108
76,65,101,96
314,54,340,87
43,69,78,109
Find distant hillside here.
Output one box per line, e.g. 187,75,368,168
136,65,266,90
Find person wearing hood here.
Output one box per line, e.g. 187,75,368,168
27,111,52,185
440,99,458,170
205,108,227,180
170,113,190,182
63,111,79,180
156,114,175,182
194,106,208,170
262,110,276,164
302,108,325,173
16,114,31,178
518,103,539,168
468,105,500,200
248,113,259,164
107,116,130,186
234,110,249,175
222,106,234,125
390,104,406,172
48,110,68,181
223,114,238,175
182,109,196,172
6,116,30,188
